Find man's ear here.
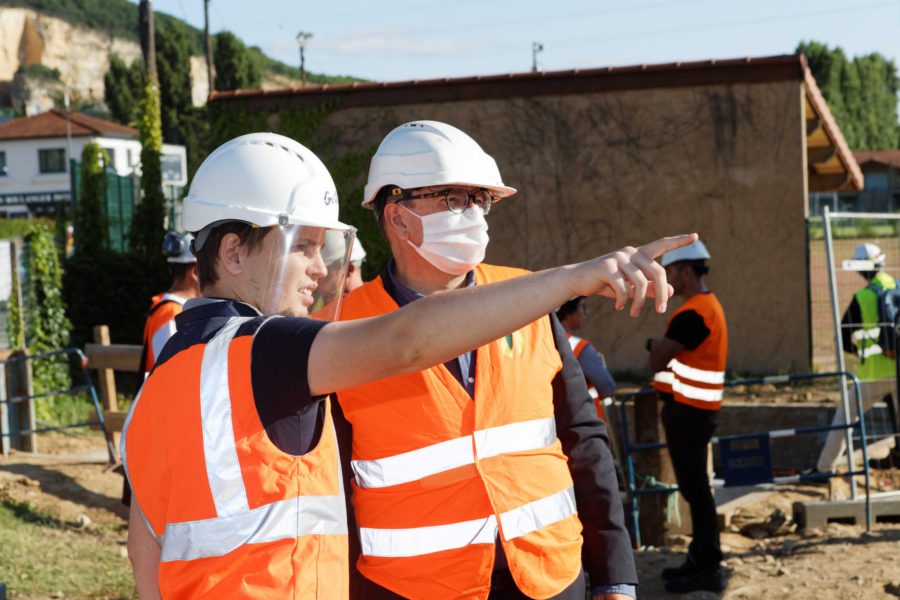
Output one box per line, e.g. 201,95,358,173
384,203,411,242
218,232,244,276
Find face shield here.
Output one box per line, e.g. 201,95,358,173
253,225,356,321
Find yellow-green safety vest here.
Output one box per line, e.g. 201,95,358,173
853,272,897,381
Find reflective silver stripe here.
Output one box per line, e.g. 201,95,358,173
653,371,675,385
672,380,723,402
588,388,600,400
359,486,577,557
859,344,884,359
498,486,577,540
360,515,498,558
851,327,881,342
352,417,556,489
669,358,724,385
200,317,253,516
161,492,348,562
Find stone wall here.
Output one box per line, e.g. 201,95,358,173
281,79,810,374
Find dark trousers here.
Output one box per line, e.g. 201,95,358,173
354,567,587,599
661,398,722,570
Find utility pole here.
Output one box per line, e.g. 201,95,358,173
204,0,215,92
296,31,313,87
532,41,544,72
138,0,158,82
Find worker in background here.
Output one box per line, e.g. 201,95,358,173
648,239,727,594
122,131,693,599
140,231,201,378
120,232,202,507
818,242,900,471
336,121,638,600
345,238,367,295
556,296,617,417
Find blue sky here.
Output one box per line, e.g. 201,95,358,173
142,0,900,82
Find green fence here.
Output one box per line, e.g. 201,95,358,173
69,161,138,252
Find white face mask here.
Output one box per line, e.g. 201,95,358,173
400,204,490,275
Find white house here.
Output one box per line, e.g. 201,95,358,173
0,109,187,217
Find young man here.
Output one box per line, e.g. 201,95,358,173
648,239,728,594
335,121,638,600
557,296,617,412
122,131,691,599
140,231,201,377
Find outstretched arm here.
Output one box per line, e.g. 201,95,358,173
309,234,696,395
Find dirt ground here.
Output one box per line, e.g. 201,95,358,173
2,433,900,599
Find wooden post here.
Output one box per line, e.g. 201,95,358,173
6,349,36,452
92,326,118,413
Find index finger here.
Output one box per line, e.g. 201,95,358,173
638,233,699,260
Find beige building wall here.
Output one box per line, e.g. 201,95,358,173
279,80,810,375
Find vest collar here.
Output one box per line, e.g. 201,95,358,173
176,298,262,329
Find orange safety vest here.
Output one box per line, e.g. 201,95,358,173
652,292,728,411
142,293,186,373
337,264,583,600
122,315,348,598
565,332,603,419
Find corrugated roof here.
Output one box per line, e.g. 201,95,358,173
853,149,900,170
0,109,137,141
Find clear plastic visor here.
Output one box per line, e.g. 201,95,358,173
254,225,356,321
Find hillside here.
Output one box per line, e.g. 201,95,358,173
3,0,361,86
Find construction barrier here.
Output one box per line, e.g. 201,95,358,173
0,347,117,463
619,371,872,548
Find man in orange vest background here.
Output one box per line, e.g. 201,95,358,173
122,132,694,598
648,239,728,594
556,296,617,418
140,231,202,378
336,121,638,600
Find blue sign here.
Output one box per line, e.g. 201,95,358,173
719,434,773,486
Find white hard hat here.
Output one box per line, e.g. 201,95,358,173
660,239,711,267
183,132,351,240
362,120,517,208
350,238,366,265
162,231,196,264
852,242,885,266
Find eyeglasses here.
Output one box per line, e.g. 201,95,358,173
396,188,496,215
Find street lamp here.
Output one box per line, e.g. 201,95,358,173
532,42,544,72
296,31,313,87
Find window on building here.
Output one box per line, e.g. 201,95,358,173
38,148,66,174
102,147,116,170
0,151,6,176
161,153,184,183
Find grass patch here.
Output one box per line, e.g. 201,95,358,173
0,497,134,598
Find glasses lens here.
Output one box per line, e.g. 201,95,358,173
444,190,469,213
473,190,493,215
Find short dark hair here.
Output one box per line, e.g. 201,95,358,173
372,186,401,239
556,296,584,321
194,222,272,289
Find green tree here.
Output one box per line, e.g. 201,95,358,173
156,21,193,145
214,31,261,91
104,54,143,125
798,41,900,150
76,142,110,257
130,80,166,258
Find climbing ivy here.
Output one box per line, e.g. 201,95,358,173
76,142,110,257
205,99,388,278
130,80,166,260
20,225,73,421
